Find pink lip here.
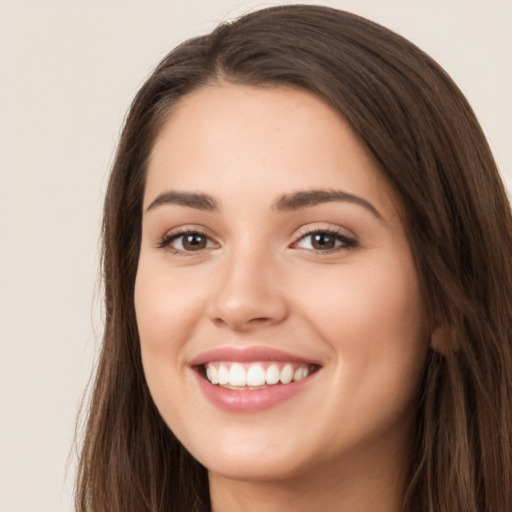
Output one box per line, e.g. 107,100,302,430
192,370,316,412
189,346,319,366
189,346,321,412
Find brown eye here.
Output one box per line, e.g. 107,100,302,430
310,233,337,250
181,233,208,251
294,230,357,253
160,231,217,253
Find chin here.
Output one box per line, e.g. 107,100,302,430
178,423,315,483
203,453,308,483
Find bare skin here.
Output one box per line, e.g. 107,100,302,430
209,419,411,512
135,84,430,512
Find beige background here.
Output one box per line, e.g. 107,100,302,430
0,1,510,511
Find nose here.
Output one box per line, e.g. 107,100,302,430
207,250,289,332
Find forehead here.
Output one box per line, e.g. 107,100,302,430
145,84,398,219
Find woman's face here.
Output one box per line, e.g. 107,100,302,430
135,84,430,482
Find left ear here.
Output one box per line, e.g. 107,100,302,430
430,323,458,355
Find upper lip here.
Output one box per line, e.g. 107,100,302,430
189,346,322,367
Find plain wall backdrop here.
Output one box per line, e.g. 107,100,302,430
0,1,510,511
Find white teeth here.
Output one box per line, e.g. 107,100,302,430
293,366,308,381
280,364,294,384
229,363,246,386
206,365,219,384
218,364,229,385
266,364,280,385
246,364,266,386
204,361,314,388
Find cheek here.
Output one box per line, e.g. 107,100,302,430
133,263,210,426
134,263,207,355
294,257,428,409
297,257,425,339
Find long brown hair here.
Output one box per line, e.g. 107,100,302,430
76,5,512,511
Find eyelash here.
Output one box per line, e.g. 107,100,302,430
157,227,217,255
157,227,358,256
292,227,358,254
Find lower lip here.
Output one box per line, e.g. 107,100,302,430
193,370,315,412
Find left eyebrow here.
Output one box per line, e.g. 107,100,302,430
272,189,383,220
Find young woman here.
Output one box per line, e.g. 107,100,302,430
76,5,512,512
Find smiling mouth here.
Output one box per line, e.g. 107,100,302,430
200,361,320,390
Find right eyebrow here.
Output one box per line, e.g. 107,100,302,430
145,191,219,213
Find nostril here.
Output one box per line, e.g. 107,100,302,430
212,316,272,330
208,287,289,330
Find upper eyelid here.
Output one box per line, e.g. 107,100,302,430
160,224,217,239
293,223,356,240
156,225,219,249
292,230,356,246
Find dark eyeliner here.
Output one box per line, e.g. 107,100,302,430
294,228,358,253
156,228,209,251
